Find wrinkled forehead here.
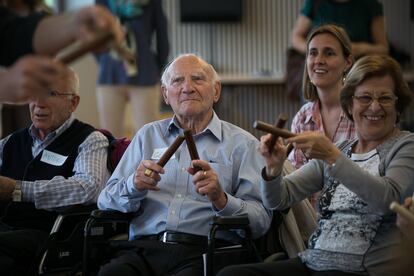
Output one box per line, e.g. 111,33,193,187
168,56,211,79
355,74,396,94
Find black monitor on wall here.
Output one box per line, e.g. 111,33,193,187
411,0,414,21
180,0,243,23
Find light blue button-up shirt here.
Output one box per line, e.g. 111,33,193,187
98,112,271,240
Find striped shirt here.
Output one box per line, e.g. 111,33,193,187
0,117,110,210
288,101,356,169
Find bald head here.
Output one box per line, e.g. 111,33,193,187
159,53,222,132
65,67,79,95
161,54,220,87
67,68,79,95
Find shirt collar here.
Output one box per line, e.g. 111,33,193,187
165,111,222,142
165,116,181,137
29,116,75,141
304,101,320,125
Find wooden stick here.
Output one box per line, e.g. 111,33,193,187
390,201,414,220
56,30,135,66
253,120,296,138
267,114,288,153
184,129,202,172
57,31,114,64
144,135,185,177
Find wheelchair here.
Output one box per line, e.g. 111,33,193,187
36,205,128,276
37,161,315,275
36,200,315,275
82,210,263,276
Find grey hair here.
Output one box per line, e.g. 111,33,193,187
161,53,220,86
66,67,80,95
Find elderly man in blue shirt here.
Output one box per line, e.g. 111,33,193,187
97,53,272,276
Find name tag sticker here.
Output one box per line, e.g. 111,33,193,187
40,150,68,166
151,147,175,160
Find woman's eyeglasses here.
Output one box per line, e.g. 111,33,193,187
352,94,398,106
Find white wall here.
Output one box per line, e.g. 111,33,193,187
71,56,100,127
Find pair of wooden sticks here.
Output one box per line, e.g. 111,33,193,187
144,129,201,177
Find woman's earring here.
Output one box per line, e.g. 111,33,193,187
342,70,348,84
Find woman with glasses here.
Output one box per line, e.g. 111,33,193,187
218,55,414,275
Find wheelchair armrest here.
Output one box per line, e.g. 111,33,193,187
49,205,98,234
209,215,251,239
211,215,249,227
83,209,134,276
206,215,260,276
56,204,97,216
38,205,99,275
208,214,252,248
90,209,135,221
209,215,251,235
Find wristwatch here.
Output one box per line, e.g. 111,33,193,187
12,180,22,202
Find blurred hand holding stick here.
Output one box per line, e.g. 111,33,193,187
390,200,414,221
56,30,134,65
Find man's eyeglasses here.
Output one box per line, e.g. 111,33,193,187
47,91,75,98
352,94,398,106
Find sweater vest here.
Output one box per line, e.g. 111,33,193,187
0,119,95,231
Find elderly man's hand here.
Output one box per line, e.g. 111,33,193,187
134,160,164,192
189,160,227,210
0,176,16,201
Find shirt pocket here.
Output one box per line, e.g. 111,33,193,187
187,162,233,202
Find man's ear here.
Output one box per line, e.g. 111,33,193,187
70,95,80,112
213,81,221,103
161,85,169,105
